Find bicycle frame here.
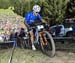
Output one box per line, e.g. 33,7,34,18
34,28,39,43
34,25,48,45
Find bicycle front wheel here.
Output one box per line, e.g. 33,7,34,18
39,31,55,57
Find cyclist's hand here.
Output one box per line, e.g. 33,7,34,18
26,24,30,29
43,23,50,29
42,22,48,26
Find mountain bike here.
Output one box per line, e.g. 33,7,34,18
23,23,55,57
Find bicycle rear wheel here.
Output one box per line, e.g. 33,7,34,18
39,31,55,57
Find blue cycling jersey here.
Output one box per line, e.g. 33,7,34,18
25,11,42,25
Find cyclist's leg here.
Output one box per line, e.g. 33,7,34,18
29,30,36,50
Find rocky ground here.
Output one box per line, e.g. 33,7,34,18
0,9,25,42
0,9,24,28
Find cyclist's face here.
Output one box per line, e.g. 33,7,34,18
34,12,39,16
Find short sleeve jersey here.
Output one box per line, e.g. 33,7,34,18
25,11,42,25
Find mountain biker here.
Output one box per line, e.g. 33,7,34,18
24,5,46,50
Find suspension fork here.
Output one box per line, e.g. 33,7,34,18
39,32,48,45
42,32,48,45
39,32,45,45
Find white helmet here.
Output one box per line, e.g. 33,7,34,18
32,5,41,12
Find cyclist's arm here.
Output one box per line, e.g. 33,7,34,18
24,13,31,28
38,14,47,24
41,19,47,23
24,20,30,29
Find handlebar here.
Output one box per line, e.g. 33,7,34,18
29,23,49,30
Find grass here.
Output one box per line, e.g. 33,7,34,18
0,9,16,15
0,47,75,63
0,48,50,63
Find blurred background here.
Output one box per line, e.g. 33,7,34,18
0,0,75,23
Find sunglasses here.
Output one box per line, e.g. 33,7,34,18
36,12,39,13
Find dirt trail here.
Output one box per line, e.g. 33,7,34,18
0,42,75,63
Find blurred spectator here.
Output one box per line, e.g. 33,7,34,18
4,34,9,41
18,28,26,38
5,21,11,31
